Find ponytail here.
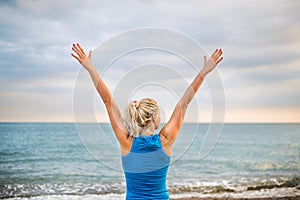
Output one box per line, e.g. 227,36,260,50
123,98,159,137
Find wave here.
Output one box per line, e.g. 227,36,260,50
169,176,300,194
0,182,125,199
0,151,23,157
248,162,300,171
1,177,299,199
225,161,300,172
247,176,300,191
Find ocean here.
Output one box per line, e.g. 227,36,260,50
0,123,299,199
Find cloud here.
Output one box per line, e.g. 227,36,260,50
0,0,299,122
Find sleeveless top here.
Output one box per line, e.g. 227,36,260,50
121,133,171,200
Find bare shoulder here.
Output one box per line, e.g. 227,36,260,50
159,122,179,145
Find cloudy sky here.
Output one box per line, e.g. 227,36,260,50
0,0,299,123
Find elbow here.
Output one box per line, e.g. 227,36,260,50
178,101,188,117
103,99,110,107
103,95,112,107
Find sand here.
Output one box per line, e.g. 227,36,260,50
171,197,300,200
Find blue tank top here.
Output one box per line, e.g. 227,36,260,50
122,133,170,200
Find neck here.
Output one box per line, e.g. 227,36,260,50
141,124,155,136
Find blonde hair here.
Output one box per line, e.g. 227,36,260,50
123,98,159,137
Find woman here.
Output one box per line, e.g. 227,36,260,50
71,43,223,199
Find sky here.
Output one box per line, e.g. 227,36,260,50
0,0,300,123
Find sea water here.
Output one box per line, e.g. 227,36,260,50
0,123,299,199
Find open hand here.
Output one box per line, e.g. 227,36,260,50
71,43,93,71
201,49,223,76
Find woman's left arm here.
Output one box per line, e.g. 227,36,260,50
71,43,129,145
160,49,223,146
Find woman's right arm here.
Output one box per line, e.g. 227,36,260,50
159,49,223,147
71,43,129,146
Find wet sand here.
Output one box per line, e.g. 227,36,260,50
171,197,300,200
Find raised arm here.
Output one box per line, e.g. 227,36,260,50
71,43,129,145
159,49,223,146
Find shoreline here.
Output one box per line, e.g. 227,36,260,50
171,197,300,200
170,196,300,200
169,187,300,200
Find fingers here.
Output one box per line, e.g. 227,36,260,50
216,56,223,65
215,48,223,65
71,47,83,63
72,43,85,58
88,50,92,59
203,55,207,63
216,48,222,58
71,53,84,64
77,43,86,56
71,53,79,61
212,48,223,62
72,44,83,57
72,44,81,57
212,49,218,58
213,49,221,56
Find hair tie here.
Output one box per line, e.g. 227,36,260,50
131,100,139,108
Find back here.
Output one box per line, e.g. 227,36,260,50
122,133,170,200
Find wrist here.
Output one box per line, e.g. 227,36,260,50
200,69,208,78
86,65,96,73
